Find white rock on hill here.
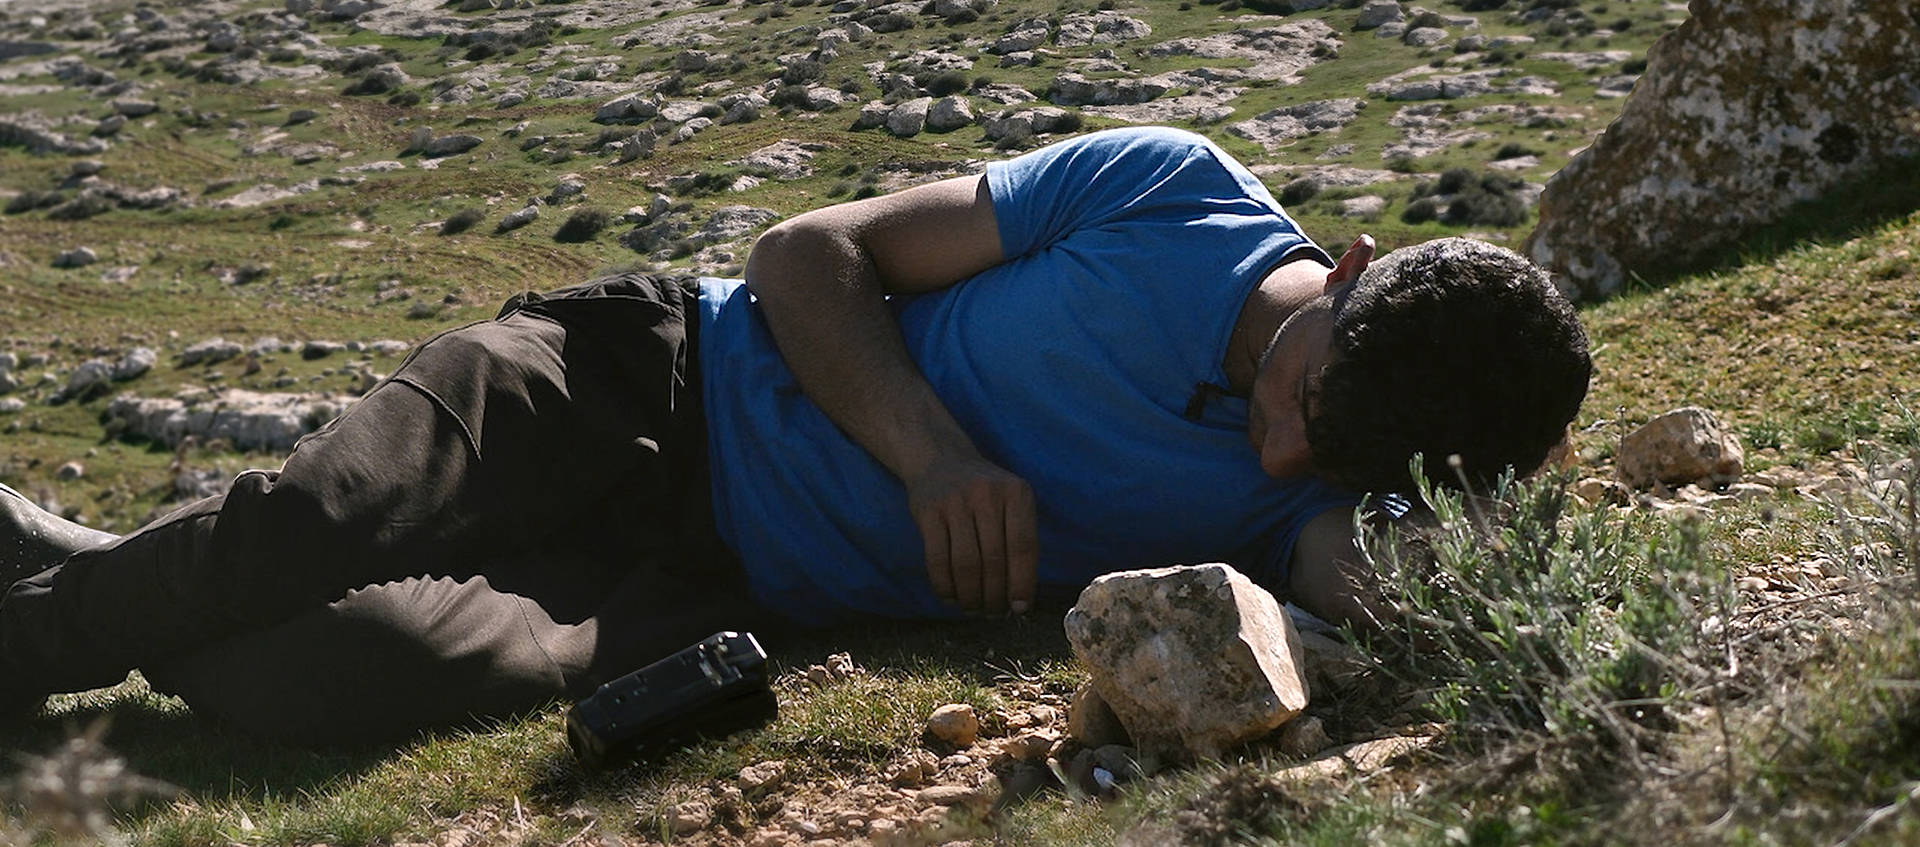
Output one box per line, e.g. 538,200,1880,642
1616,406,1745,491
105,389,352,452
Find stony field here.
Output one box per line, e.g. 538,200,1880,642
15,1,1920,846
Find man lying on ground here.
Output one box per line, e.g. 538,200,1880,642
0,126,1591,743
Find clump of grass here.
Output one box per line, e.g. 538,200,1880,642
554,208,613,243
439,207,486,236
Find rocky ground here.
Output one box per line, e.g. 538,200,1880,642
18,0,1903,845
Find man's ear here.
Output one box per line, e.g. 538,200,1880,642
1326,234,1376,290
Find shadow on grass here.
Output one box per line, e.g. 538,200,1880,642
763,601,1080,681
5,689,394,802
1626,153,1920,295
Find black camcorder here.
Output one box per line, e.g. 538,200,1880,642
565,631,779,769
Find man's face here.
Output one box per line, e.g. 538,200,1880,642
1248,293,1340,479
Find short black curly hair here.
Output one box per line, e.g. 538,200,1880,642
1305,237,1591,495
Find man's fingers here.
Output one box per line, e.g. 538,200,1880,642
974,490,1009,615
917,509,955,605
948,502,985,612
1004,485,1039,615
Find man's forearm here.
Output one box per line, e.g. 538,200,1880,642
739,175,1038,614
744,218,981,478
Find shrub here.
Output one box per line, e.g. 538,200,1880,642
769,84,814,110
1442,189,1527,227
1360,460,1724,747
1434,167,1476,196
440,207,486,236
921,70,970,97
780,59,824,85
1493,142,1542,160
4,190,57,214
46,193,113,221
1279,177,1321,207
343,68,402,96
1400,196,1441,224
554,208,613,243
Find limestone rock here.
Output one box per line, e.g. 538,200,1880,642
987,18,1051,55
1066,681,1131,748
1227,98,1365,152
737,760,787,795
1054,11,1150,48
104,389,351,452
1063,563,1310,762
1276,714,1331,758
180,338,243,366
1048,72,1170,107
421,134,482,158
111,347,155,381
595,92,659,123
729,141,823,180
981,106,1076,142
496,204,539,233
1617,406,1744,490
885,97,932,137
926,96,975,132
60,360,113,400
302,340,346,360
1524,0,1920,300
1355,0,1404,29
52,247,98,268
668,801,710,835
925,703,979,747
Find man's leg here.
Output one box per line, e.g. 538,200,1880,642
1,274,705,700
143,524,771,745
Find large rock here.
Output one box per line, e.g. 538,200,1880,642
1054,11,1150,47
1616,406,1744,490
925,96,975,132
884,97,931,137
595,92,661,124
1227,98,1366,152
1524,0,1920,300
1354,0,1404,29
105,389,351,452
421,134,483,157
1063,564,1310,763
1048,73,1170,107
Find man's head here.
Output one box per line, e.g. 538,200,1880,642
1268,237,1592,494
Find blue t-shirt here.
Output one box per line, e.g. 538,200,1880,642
698,126,1358,627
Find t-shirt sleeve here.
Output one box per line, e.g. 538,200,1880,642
986,126,1299,261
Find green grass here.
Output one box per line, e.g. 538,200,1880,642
11,0,1920,843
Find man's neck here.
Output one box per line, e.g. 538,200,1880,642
1223,256,1334,395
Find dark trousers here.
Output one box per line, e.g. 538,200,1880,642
0,274,769,744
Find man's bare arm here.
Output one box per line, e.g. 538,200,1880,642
1288,508,1389,634
744,174,1038,615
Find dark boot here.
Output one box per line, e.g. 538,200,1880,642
1,483,118,586
2,484,118,721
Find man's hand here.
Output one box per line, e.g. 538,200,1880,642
906,453,1038,616
1327,234,1375,286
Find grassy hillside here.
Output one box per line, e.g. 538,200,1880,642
5,0,1920,843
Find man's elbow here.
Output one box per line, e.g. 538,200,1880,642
745,213,857,298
